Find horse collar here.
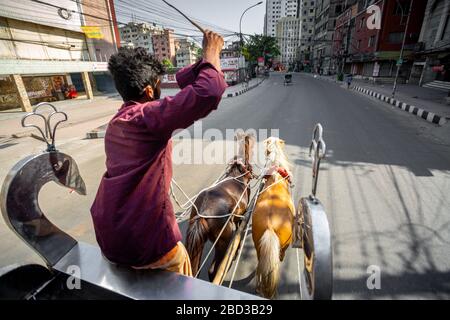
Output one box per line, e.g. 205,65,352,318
264,165,292,184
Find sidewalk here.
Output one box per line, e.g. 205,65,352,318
0,93,122,138
306,73,449,126
0,92,120,122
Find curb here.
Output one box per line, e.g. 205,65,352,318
223,79,264,99
86,124,107,139
352,85,447,126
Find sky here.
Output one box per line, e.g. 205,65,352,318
115,0,266,42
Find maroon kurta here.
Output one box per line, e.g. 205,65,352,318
90,59,227,267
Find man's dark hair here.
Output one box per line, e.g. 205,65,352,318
108,47,165,101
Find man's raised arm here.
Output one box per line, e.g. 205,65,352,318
143,30,227,138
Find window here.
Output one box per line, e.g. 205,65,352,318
394,0,410,16
368,35,375,47
388,32,404,43
442,15,450,40
360,17,365,29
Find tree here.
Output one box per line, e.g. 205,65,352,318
242,35,280,65
162,58,174,71
194,47,203,62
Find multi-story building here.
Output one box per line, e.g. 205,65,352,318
332,0,427,83
297,0,317,69
313,0,354,75
264,0,299,37
152,28,176,64
277,17,302,66
0,0,119,111
221,41,241,59
175,38,200,68
119,22,161,54
332,3,358,75
411,0,450,89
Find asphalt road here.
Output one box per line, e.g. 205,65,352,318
174,73,450,299
1,73,449,299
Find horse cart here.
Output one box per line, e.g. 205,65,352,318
284,73,293,86
0,103,332,300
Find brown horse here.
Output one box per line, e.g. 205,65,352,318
186,132,255,281
252,137,295,299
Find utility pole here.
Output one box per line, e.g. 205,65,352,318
392,0,414,98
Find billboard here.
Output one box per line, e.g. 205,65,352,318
81,26,104,39
221,58,239,70
221,57,246,70
257,57,264,67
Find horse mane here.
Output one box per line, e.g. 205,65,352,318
266,137,293,177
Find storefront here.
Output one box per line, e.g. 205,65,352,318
0,74,82,110
23,75,70,105
0,76,19,111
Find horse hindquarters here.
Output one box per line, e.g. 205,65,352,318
256,229,281,299
186,217,208,276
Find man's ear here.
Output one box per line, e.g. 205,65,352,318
144,85,154,101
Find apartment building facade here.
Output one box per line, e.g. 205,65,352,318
119,22,160,54
277,17,302,66
297,0,317,68
175,38,200,68
313,0,354,75
265,0,300,37
411,0,450,87
152,29,176,65
332,0,427,82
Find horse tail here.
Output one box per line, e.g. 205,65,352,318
256,229,281,299
186,216,208,276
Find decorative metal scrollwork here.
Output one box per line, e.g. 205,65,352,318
21,102,68,152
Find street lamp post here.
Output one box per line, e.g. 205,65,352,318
239,1,263,50
238,1,263,82
392,0,414,98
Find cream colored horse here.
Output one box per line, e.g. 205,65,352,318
252,137,295,299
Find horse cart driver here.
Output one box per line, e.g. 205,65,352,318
90,30,227,276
